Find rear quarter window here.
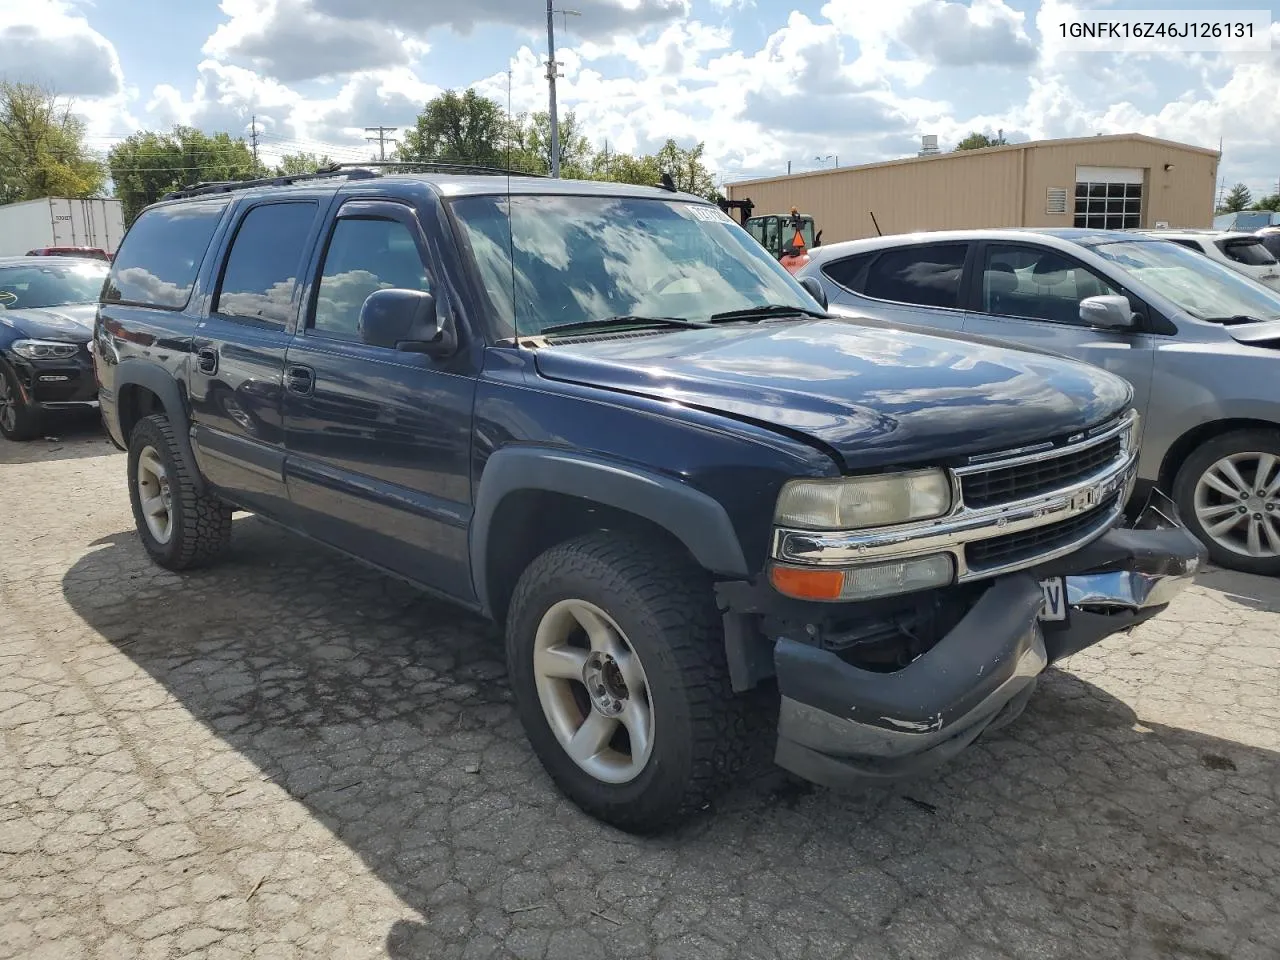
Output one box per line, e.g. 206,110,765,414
104,200,229,309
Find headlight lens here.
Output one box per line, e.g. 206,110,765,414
11,339,80,360
775,469,952,529
770,553,955,602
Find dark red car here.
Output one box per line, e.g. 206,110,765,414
26,246,113,262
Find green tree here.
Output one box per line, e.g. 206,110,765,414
653,139,719,200
1220,182,1253,212
397,89,507,166
273,151,333,176
589,148,661,187
1251,193,1280,212
505,110,593,177
0,82,105,204
108,127,261,223
953,131,1007,151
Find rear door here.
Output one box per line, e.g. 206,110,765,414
188,198,327,517
961,241,1155,419
281,197,476,599
827,243,972,332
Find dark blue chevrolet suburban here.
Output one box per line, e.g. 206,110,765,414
94,165,1204,832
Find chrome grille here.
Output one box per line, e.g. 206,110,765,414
967,494,1120,572
961,435,1123,509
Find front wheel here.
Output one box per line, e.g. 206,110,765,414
1173,429,1280,576
127,414,233,570
505,532,750,833
0,361,41,441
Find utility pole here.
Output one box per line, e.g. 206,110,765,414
364,126,397,161
250,115,259,164
546,0,561,178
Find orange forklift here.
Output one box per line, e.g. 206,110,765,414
718,199,821,274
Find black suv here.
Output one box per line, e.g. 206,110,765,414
94,165,1203,832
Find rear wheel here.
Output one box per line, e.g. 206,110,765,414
1173,429,1280,576
0,362,41,441
127,414,233,570
505,532,750,833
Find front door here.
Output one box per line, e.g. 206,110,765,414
961,242,1155,421
282,199,476,600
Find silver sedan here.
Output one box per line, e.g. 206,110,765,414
795,228,1280,576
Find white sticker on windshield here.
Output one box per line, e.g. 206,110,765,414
685,204,730,223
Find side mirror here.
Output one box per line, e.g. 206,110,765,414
798,275,828,310
1079,294,1135,330
358,288,455,356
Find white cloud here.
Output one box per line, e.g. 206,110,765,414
0,0,124,97
203,0,416,82
308,0,688,38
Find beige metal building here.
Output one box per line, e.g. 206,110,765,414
726,134,1220,244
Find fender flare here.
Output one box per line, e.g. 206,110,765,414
470,446,750,615
114,359,206,494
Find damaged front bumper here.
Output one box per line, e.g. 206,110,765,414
763,494,1206,790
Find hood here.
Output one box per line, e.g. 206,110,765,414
533,318,1132,470
0,303,96,342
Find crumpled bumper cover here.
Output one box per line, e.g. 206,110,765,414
773,496,1206,790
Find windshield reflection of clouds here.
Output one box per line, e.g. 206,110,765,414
451,195,813,338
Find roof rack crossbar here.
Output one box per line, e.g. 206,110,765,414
161,165,377,200
329,160,547,178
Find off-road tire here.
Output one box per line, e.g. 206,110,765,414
0,361,41,441
127,414,233,570
506,532,752,833
1173,428,1280,577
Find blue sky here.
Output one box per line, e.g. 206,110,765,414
3,0,1279,198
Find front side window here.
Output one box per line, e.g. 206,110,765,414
104,199,228,309
1090,238,1280,323
310,217,431,341
981,246,1120,325
215,202,318,324
0,261,108,310
449,195,816,339
864,244,968,309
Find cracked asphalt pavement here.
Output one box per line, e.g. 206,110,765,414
2,426,1279,960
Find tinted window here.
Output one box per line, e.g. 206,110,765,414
1166,238,1205,253
310,217,430,340
864,245,967,308
0,261,108,309
981,246,1120,325
1260,234,1280,259
821,253,874,292
1218,238,1277,266
104,200,228,308
215,202,318,324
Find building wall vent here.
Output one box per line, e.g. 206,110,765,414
1046,187,1069,215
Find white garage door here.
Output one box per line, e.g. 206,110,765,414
1075,166,1143,230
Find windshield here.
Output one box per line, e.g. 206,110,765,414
0,261,109,310
450,194,819,338
1089,239,1280,322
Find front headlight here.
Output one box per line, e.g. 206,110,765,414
11,339,80,360
775,469,952,530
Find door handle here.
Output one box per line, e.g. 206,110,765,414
196,347,218,375
286,364,315,396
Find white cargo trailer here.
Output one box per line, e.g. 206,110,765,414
0,197,125,258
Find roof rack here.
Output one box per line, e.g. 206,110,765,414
161,159,543,201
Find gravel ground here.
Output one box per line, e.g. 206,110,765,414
2,426,1278,960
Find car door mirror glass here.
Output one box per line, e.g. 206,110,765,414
1078,294,1135,330
358,288,452,355
798,275,828,310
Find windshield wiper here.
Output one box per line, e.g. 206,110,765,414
708,304,827,323
1205,315,1279,326
540,315,712,336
